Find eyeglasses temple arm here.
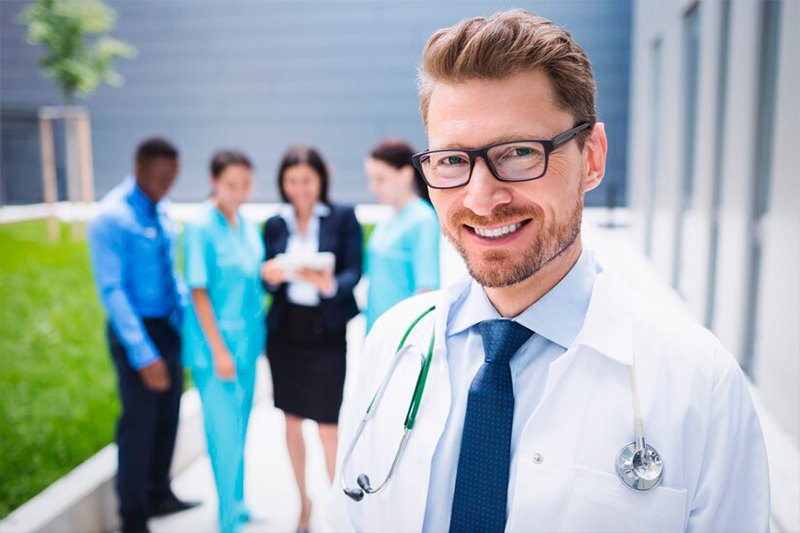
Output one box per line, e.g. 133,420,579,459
552,122,592,149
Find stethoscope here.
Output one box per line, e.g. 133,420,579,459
340,305,664,502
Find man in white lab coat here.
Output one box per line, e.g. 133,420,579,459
328,9,769,533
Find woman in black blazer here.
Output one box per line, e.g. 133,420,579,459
261,145,362,532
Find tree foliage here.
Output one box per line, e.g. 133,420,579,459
18,0,136,104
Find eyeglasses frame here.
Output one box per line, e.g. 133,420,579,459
411,122,592,190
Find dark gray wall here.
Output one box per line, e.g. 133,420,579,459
1,0,631,206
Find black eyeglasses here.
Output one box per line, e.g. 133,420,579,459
411,122,591,190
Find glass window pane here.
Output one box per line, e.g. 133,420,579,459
671,2,702,292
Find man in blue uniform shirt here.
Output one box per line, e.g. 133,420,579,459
88,138,197,533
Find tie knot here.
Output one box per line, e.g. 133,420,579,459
477,319,534,365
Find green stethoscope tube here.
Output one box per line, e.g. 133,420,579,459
340,305,436,501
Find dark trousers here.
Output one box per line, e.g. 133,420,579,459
107,319,183,520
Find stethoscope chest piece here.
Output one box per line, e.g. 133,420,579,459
615,440,664,492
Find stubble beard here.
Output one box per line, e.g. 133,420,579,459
442,194,584,288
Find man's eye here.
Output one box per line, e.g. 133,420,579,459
510,147,532,156
438,155,467,166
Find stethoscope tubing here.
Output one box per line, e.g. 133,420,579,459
341,305,663,501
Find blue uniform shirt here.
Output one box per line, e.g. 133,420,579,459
181,202,266,373
366,198,440,332
88,177,186,369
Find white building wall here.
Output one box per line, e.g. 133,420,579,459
628,0,799,445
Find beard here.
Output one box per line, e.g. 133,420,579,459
441,193,583,288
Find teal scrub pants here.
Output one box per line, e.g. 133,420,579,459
193,365,256,533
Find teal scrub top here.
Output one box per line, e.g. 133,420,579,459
365,198,440,332
181,202,266,373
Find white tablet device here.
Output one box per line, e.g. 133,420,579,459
274,251,336,275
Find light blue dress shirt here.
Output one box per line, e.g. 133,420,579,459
88,177,186,370
422,249,599,532
181,202,266,373
366,198,440,332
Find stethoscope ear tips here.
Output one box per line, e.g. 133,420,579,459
342,474,373,501
357,474,373,492
344,487,365,502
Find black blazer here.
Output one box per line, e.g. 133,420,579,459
263,203,363,331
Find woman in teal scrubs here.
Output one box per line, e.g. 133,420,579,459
364,139,440,332
182,150,265,533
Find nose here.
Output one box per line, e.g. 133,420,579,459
462,157,512,217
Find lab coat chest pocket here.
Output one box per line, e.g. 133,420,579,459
559,465,687,533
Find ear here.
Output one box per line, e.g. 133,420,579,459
582,122,607,193
208,174,217,191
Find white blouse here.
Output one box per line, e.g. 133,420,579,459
279,202,332,306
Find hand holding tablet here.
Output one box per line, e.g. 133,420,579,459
273,252,335,276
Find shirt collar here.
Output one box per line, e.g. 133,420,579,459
279,202,330,230
207,200,242,228
127,177,159,219
447,248,599,349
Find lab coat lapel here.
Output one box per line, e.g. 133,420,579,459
571,270,634,366
522,271,634,434
378,280,465,531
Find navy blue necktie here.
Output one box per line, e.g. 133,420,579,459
449,319,534,533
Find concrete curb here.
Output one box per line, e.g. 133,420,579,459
1,386,237,533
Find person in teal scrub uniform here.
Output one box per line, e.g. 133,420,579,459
364,138,441,332
182,150,265,533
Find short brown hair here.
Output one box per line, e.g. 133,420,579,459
418,10,597,143
210,149,252,179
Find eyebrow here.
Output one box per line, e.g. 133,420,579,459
434,133,552,150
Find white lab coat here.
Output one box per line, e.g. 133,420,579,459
327,269,770,532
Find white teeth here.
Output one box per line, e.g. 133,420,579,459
474,223,522,239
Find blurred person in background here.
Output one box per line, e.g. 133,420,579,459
88,138,197,533
261,145,362,533
364,138,440,333
181,150,265,533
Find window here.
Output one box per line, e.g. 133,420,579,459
671,2,701,292
645,39,662,259
705,0,732,329
743,0,782,375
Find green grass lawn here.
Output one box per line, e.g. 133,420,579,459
0,220,118,519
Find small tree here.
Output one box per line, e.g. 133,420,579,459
19,0,136,240
19,0,136,104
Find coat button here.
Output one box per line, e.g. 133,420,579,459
532,453,544,464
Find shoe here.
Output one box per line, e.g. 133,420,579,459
296,499,311,533
149,491,201,517
238,505,268,524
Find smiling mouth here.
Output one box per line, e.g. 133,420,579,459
465,219,532,239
